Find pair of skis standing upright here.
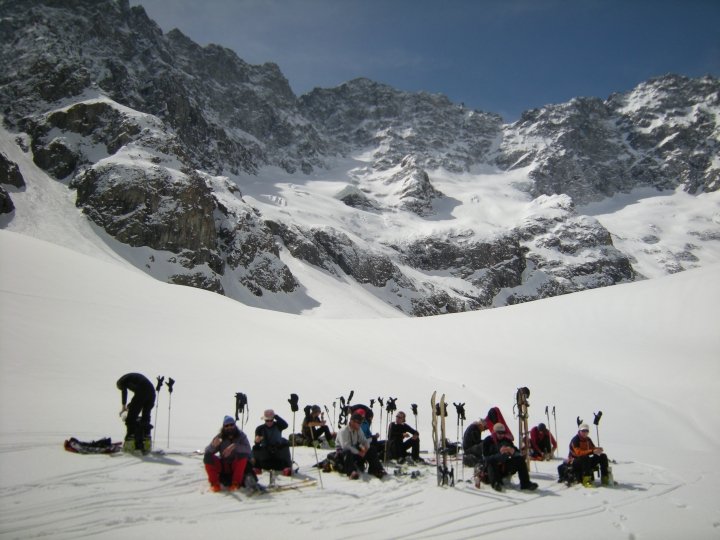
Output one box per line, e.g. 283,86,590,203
430,391,454,487
430,386,546,488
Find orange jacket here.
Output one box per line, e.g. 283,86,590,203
569,434,596,459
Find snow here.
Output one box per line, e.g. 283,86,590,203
2,171,720,538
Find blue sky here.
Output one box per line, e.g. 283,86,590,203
129,0,719,121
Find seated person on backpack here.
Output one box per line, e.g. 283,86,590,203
336,412,387,479
352,407,386,455
204,416,256,492
387,410,421,463
462,418,488,466
530,423,557,461
252,409,292,476
482,423,538,491
302,405,336,446
569,424,610,487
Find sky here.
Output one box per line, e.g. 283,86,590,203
128,0,720,121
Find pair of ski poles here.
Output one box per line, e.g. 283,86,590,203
152,376,175,448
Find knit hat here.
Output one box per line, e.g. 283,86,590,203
223,415,235,426
493,423,506,433
579,424,590,432
538,423,546,431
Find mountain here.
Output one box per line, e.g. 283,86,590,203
1,0,718,316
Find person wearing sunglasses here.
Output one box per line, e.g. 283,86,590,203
204,415,255,492
253,409,292,477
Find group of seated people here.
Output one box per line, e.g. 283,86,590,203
202,403,609,492
463,407,609,490
202,404,424,490
202,410,293,492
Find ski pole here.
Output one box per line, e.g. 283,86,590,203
453,402,465,481
545,405,555,458
552,406,559,455
376,397,384,443
384,397,397,465
411,403,418,431
323,405,336,433
308,422,323,488
288,393,299,465
235,392,248,426
593,411,603,446
152,376,164,447
165,377,175,448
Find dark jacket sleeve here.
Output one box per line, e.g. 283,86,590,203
482,435,498,457
274,415,289,432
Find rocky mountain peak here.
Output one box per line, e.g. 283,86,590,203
1,0,717,316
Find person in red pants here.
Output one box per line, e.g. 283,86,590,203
204,416,254,492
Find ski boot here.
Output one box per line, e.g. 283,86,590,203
581,475,595,488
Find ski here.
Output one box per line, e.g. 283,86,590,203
515,387,531,469
267,478,318,492
431,391,439,486
438,394,454,487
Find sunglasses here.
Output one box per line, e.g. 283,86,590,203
223,424,235,428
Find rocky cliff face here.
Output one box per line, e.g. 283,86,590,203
499,75,720,204
1,0,717,315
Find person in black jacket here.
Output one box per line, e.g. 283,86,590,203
302,405,335,446
387,411,421,462
462,418,488,465
116,373,155,452
482,423,538,491
253,409,292,475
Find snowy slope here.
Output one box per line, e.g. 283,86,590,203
1,229,718,539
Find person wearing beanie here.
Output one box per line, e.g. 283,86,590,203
252,409,292,476
530,422,557,461
481,422,538,492
203,415,254,492
301,404,336,447
335,412,387,479
568,424,610,487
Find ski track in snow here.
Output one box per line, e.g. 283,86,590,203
0,446,692,540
